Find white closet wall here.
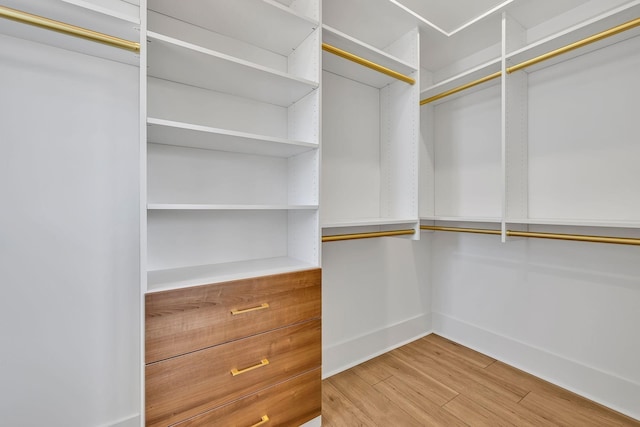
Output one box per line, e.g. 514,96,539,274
0,3,141,425
419,0,640,419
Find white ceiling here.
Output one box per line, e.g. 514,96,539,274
389,0,512,35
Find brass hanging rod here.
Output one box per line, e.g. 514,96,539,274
420,225,501,235
420,16,640,105
0,5,140,52
322,43,415,85
420,71,501,105
420,225,640,246
322,229,415,242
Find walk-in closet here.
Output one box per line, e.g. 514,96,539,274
1,0,639,425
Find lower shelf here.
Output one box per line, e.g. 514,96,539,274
147,257,317,292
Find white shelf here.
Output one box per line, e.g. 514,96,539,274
322,25,417,89
506,218,640,229
506,2,640,73
322,218,417,228
148,204,318,211
148,0,318,56
147,118,317,158
421,216,502,224
0,0,140,65
147,257,317,293
147,31,319,107
420,57,501,104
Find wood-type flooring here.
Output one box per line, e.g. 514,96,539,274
322,334,640,426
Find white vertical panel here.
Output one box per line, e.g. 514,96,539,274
0,35,140,426
528,36,640,222
419,104,436,217
434,84,502,218
288,29,321,83
288,210,320,265
380,69,419,221
288,89,320,144
321,71,381,221
289,0,320,21
288,149,319,205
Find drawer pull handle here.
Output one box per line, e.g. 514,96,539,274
231,358,270,376
249,415,270,427
231,303,270,315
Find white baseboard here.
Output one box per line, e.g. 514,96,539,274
322,313,432,379
101,414,140,427
432,312,640,421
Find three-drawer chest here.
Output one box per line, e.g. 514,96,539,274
145,269,322,426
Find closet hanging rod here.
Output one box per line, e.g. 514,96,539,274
420,225,501,235
0,5,141,53
420,225,640,246
322,229,415,242
420,16,640,105
322,43,415,85
420,71,501,105
506,16,640,74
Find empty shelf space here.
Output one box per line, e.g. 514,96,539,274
146,257,318,292
147,31,318,107
421,216,502,224
148,0,318,56
506,218,640,229
147,118,317,157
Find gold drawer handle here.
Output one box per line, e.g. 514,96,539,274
249,415,270,427
231,358,270,376
231,303,270,315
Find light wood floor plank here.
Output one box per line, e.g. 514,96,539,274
322,379,378,427
323,334,640,426
350,353,396,386
443,394,516,427
423,334,495,368
373,375,468,426
328,370,423,426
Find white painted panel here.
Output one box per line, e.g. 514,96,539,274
321,71,381,221
288,149,320,205
528,35,640,222
419,105,435,217
147,144,288,205
430,228,640,419
434,83,502,218
0,35,139,426
147,210,288,271
148,78,288,138
288,210,321,266
322,237,432,374
380,76,419,220
288,90,320,144
289,29,321,83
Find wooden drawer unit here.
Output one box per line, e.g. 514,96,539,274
146,319,321,426
145,269,321,363
173,369,321,427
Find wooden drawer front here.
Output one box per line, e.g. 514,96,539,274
146,319,321,427
146,268,321,364
173,368,321,427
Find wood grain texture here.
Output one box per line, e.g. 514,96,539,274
145,268,321,363
146,319,321,427
173,369,321,427
323,334,640,426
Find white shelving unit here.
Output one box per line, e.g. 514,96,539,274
0,0,140,64
145,0,321,292
321,2,420,235
420,0,640,233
